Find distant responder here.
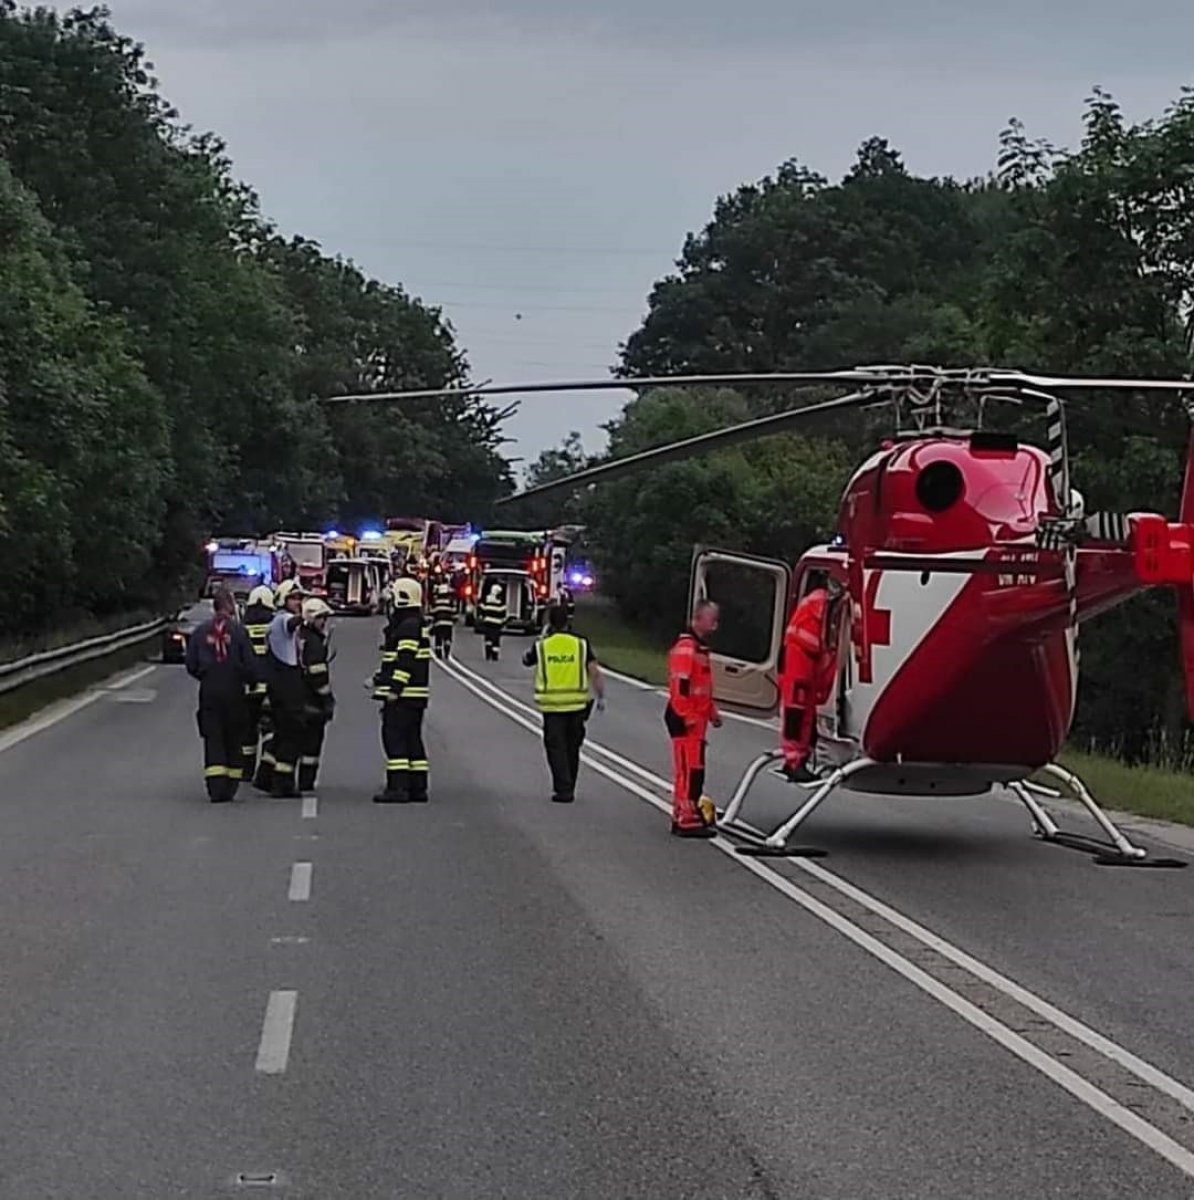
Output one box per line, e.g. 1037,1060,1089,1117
429,573,456,660
523,603,605,802
263,579,307,798
477,576,507,662
298,597,336,791
372,578,431,803
779,575,843,783
664,599,722,838
185,587,257,802
242,584,275,786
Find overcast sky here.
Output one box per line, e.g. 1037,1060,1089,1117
109,0,1194,474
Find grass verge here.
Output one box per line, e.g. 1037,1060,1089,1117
0,638,159,734
572,599,668,685
576,596,1194,829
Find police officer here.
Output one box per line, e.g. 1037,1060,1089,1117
241,584,275,785
185,587,257,802
523,603,605,803
372,578,432,803
429,572,456,660
477,576,507,662
263,579,307,798
297,597,335,791
664,599,722,837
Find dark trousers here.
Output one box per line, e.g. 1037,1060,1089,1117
543,708,588,800
197,698,248,801
268,676,306,796
243,691,267,782
299,718,326,791
381,703,429,799
433,623,453,659
481,624,502,660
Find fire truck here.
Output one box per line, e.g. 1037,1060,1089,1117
463,529,570,633
269,531,329,595
203,538,279,600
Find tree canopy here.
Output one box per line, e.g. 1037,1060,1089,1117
0,3,511,633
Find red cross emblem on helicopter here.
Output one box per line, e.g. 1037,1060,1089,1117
854,569,892,684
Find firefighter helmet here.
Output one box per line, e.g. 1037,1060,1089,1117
390,577,423,608
302,597,333,623
247,585,276,609
275,578,306,604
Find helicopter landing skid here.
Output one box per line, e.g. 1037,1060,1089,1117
1009,764,1186,869
716,752,877,856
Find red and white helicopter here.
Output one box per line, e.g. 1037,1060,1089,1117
326,366,1194,867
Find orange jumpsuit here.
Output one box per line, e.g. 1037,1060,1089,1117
780,588,832,771
665,630,719,830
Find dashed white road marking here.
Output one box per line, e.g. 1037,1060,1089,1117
438,653,1194,1182
0,664,157,756
288,862,312,902
270,936,310,946
301,795,318,819
254,991,297,1074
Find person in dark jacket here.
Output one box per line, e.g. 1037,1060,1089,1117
263,579,307,797
297,597,335,791
241,584,275,787
477,576,507,662
429,574,456,660
372,578,431,803
185,587,258,802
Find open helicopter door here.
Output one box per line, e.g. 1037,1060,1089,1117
688,546,791,713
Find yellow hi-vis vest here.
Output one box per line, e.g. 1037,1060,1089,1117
534,632,590,713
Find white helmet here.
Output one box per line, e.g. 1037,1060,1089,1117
275,578,304,603
390,577,423,608
247,585,276,609
302,597,332,622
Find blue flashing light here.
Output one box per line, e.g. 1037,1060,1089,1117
361,529,382,541
325,529,340,539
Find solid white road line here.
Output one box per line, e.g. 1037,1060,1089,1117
0,663,157,756
254,991,297,1074
288,862,312,902
436,655,1194,1180
599,665,655,691
301,795,318,819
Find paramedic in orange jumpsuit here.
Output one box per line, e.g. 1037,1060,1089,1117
779,575,841,783
664,599,722,838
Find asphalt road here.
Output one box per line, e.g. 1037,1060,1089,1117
2,616,1194,1198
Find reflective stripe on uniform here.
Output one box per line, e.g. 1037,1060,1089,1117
410,759,429,773
204,765,230,778
401,686,429,698
386,758,410,770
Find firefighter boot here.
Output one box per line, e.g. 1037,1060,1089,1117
373,764,409,803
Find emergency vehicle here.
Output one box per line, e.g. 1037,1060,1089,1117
463,529,570,631
270,531,329,594
203,538,278,599
323,531,357,561
325,556,385,615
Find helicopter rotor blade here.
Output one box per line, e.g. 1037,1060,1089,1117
498,389,878,507
990,371,1194,393
319,370,908,405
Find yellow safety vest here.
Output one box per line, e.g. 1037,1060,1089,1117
534,633,590,713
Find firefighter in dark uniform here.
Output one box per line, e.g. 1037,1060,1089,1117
372,578,431,803
297,597,335,791
556,583,576,627
185,587,257,802
263,578,307,798
477,576,508,662
429,573,456,660
242,584,275,786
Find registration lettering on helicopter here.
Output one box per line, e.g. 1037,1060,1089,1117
995,549,1040,588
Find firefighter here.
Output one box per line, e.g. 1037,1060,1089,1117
523,603,605,802
429,572,456,660
185,587,257,802
263,579,307,797
297,597,335,791
372,577,431,803
477,576,507,662
779,575,843,783
556,583,576,627
241,585,275,786
664,599,722,838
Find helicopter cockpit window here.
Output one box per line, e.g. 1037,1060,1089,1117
699,560,778,664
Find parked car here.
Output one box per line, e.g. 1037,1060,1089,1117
161,599,216,663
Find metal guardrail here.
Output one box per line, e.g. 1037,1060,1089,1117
0,617,167,696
